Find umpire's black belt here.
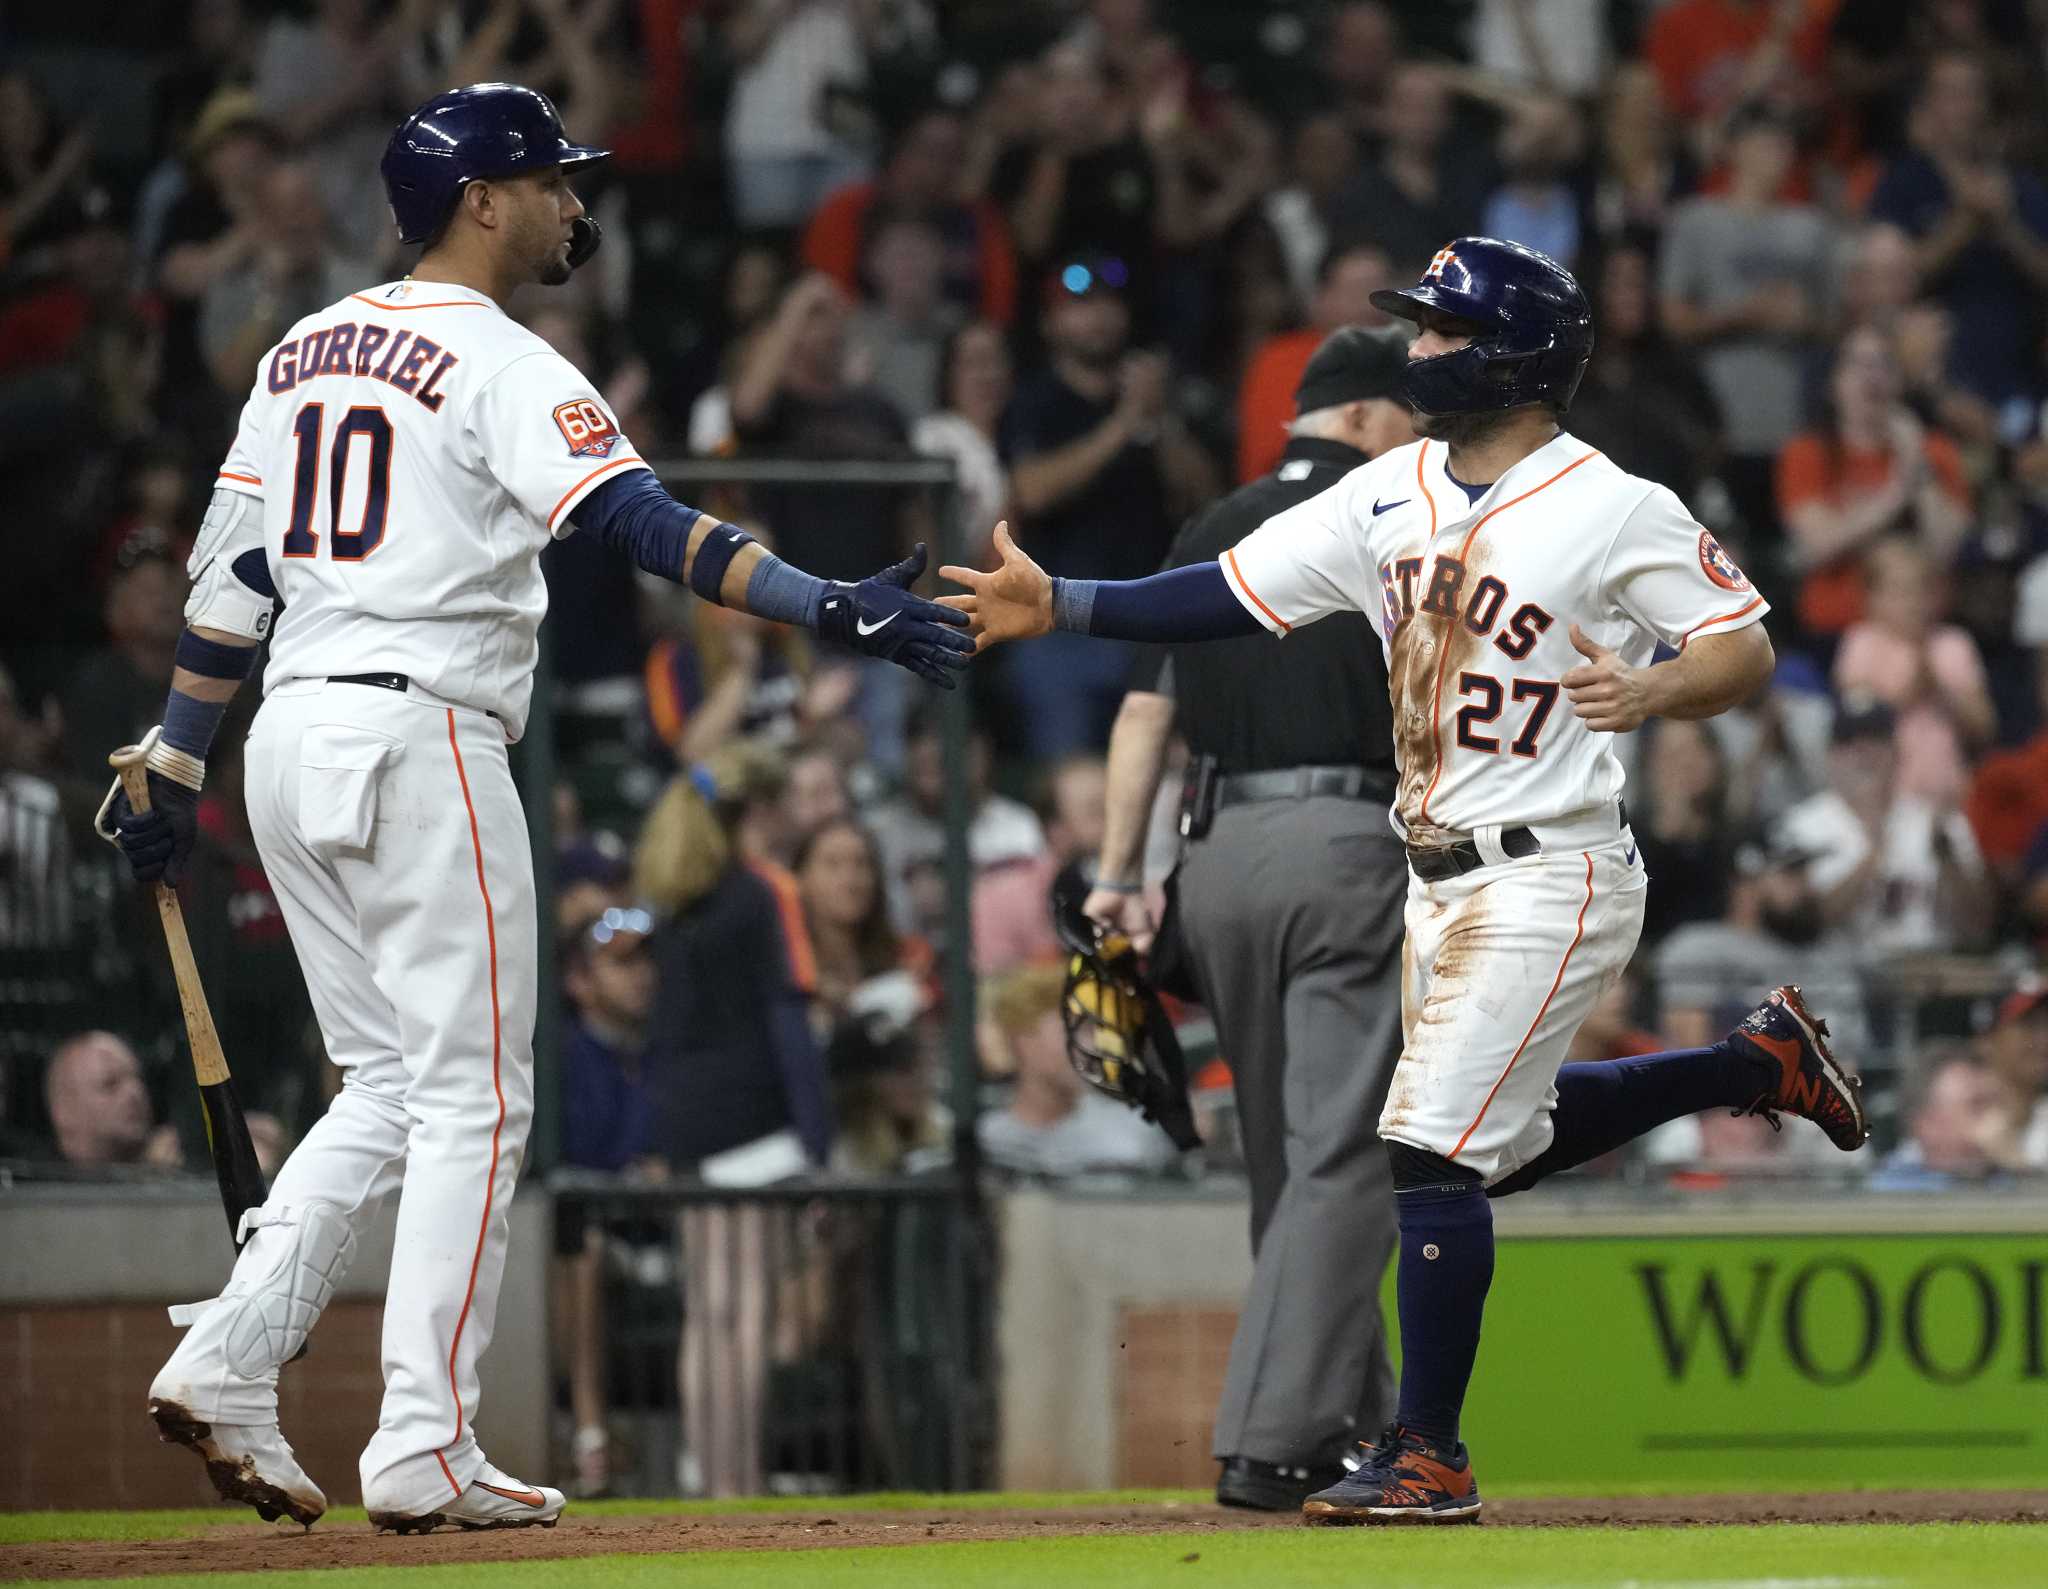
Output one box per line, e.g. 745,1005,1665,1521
1405,827,1540,883
1214,765,1394,812
329,672,500,722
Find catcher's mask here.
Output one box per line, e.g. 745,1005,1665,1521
1050,862,1201,1152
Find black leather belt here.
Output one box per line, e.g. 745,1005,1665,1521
329,672,411,693
1213,765,1393,812
329,673,498,721
1406,826,1540,882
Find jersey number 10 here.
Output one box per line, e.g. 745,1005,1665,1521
282,402,394,561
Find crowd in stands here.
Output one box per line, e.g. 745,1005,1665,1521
7,0,2048,1212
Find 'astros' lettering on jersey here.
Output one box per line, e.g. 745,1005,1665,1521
202,279,652,740
1220,433,1768,836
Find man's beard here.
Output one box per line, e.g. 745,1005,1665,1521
537,247,573,287
1760,901,1826,946
1413,407,1517,447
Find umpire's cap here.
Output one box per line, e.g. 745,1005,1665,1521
1293,324,1409,414
1370,236,1594,417
381,83,610,248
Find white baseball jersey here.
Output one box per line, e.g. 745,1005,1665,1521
205,279,651,740
1221,432,1767,835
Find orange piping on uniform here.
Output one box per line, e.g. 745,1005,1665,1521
1450,851,1594,1159
1418,449,1599,824
437,709,506,1498
1678,594,1765,651
1224,547,1290,633
218,470,262,486
547,458,644,532
350,293,493,312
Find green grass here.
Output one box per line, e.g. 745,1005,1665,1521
8,1523,2045,1589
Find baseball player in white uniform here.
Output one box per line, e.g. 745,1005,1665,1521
101,85,971,1532
942,238,1867,1524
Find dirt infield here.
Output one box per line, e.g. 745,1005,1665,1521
7,1492,2047,1580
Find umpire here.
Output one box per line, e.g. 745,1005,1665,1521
1083,326,1413,1510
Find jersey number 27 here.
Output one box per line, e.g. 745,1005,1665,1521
281,402,393,561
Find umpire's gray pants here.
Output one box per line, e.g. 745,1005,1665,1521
1176,795,1406,1469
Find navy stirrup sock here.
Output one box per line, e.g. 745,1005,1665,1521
1393,1183,1495,1449
1488,1042,1773,1197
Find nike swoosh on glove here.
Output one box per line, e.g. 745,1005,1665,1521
108,773,201,886
818,544,976,687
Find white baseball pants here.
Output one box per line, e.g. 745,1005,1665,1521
151,677,536,1513
1381,825,1645,1185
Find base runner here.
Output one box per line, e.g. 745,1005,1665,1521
941,237,1868,1524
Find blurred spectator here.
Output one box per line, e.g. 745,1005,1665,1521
1565,968,1664,1064
680,241,794,452
1832,538,1996,803
1566,238,1722,501
645,598,857,766
1001,258,1215,754
1634,720,1736,949
1480,94,1585,267
977,963,1175,1176
989,41,1192,278
786,743,852,845
827,1014,948,1175
153,89,275,427
1654,834,1873,1059
843,214,962,422
1708,670,1835,828
866,716,1045,931
721,0,873,231
1660,105,1834,528
0,661,70,950
912,320,1013,553
1975,984,2048,1168
1594,63,1695,239
1643,0,1836,148
1778,697,1994,957
60,536,187,786
1867,52,2048,419
252,0,414,249
557,831,633,937
1881,1054,2008,1182
1234,242,1393,485
1469,0,1610,99
560,907,658,1174
1970,660,2048,884
0,68,101,268
1330,64,1494,275
1319,2,1401,142
730,272,919,582
972,753,1107,975
802,106,1018,324
633,772,830,1169
198,159,371,398
1263,114,1362,307
795,816,932,1019
1776,325,1971,642
43,1030,182,1172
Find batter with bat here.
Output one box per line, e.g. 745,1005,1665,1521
99,83,970,1533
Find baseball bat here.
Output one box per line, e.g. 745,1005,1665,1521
110,744,271,1251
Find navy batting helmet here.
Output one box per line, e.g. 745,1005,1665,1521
1369,237,1594,417
381,83,610,255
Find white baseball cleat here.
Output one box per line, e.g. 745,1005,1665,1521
369,1461,567,1534
148,1398,327,1527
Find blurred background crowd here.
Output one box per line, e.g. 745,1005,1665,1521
8,1,2048,1227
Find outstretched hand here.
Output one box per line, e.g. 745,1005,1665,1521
818,544,976,687
1562,623,1652,733
937,522,1055,652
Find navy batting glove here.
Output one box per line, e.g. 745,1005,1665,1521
819,544,975,688
108,775,200,886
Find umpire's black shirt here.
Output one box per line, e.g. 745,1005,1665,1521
1134,436,1395,775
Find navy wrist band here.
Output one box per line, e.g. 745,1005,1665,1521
690,523,756,604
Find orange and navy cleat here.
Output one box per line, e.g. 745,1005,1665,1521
1301,1426,1482,1525
1729,985,1869,1151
